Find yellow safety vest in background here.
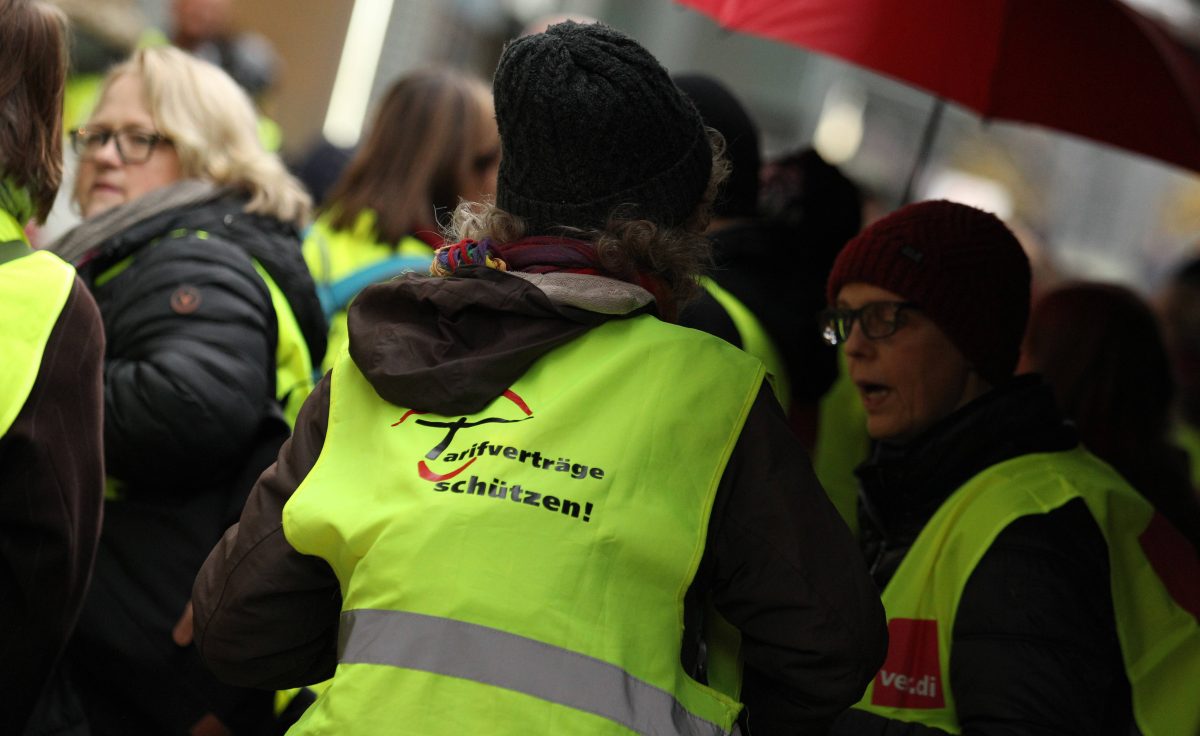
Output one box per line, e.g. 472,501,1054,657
283,312,765,735
699,276,790,409
302,210,434,375
0,236,76,437
0,208,26,244
249,259,313,426
812,350,868,536
854,448,1200,736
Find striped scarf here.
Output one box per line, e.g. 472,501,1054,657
431,236,675,319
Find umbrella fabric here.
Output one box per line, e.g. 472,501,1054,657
676,0,1200,173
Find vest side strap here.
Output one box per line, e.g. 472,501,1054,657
338,608,733,736
322,254,432,318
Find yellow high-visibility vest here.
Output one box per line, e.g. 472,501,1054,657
812,350,868,536
302,210,434,375
699,276,790,409
854,448,1200,735
283,311,765,734
0,238,76,437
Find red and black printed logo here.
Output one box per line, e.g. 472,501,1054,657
871,618,945,709
392,389,533,482
390,389,603,524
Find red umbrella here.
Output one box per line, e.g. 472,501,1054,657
675,0,1200,178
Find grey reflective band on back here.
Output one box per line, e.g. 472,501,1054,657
338,608,737,736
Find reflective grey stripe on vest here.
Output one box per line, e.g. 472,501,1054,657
338,608,738,736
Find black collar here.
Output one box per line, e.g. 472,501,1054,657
856,375,1078,544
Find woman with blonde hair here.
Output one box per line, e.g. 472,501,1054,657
303,66,499,372
48,45,325,733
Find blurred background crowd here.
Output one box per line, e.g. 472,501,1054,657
6,0,1200,733
41,0,1200,292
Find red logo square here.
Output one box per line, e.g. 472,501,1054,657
871,618,946,708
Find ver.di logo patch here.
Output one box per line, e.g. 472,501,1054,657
871,618,945,709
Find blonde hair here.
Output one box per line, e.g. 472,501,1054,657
100,46,310,224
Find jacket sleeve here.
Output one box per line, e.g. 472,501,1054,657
707,386,888,735
828,499,1127,736
0,279,105,732
951,499,1128,735
101,236,275,493
192,376,342,689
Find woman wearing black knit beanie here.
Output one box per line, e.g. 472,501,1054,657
822,199,1200,735
192,20,887,736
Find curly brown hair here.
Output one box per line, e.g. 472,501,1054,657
448,129,730,309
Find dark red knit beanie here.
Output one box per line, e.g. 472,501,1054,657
826,200,1031,385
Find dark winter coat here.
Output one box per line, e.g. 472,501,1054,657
830,376,1136,736
0,253,104,735
61,190,325,734
193,267,888,735
679,219,839,444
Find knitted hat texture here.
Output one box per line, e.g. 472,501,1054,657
493,22,712,234
826,200,1031,384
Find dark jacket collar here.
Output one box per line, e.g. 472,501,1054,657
347,267,656,416
49,180,223,265
65,187,327,368
856,375,1079,545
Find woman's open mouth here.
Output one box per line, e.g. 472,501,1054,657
856,381,891,409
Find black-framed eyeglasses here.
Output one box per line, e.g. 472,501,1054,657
70,127,171,164
819,301,919,346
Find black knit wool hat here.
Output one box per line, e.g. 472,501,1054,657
493,21,713,234
826,200,1032,385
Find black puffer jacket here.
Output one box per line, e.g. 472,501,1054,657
78,193,325,488
830,376,1136,736
64,192,325,734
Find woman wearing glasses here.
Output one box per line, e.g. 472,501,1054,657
47,46,325,734
822,200,1199,735
302,66,500,374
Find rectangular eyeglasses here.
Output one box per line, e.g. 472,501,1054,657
70,128,171,165
819,301,919,346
